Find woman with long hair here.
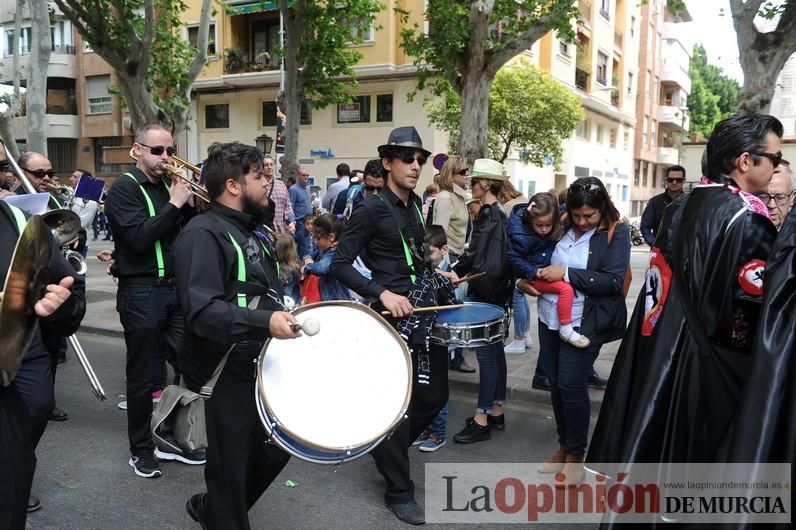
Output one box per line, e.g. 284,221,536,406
432,155,470,261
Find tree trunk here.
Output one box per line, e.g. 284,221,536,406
116,70,161,134
0,0,25,159
457,73,492,163
27,0,51,155
0,118,19,159
279,0,305,180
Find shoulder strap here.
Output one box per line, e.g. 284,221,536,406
375,193,425,282
7,203,28,234
200,344,235,398
123,172,166,278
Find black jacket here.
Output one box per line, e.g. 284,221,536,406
639,191,681,246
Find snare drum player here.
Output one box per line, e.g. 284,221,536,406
330,127,453,525
173,142,300,530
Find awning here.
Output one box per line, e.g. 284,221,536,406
228,1,279,16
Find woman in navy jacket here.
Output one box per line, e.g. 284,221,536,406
520,177,630,486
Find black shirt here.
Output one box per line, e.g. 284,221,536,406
331,185,425,299
173,202,283,387
0,202,86,361
640,191,680,247
104,165,193,279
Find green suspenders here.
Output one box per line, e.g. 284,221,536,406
376,195,425,282
49,194,63,209
226,232,279,309
123,173,171,278
7,203,27,234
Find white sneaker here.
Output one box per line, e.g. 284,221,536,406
559,330,590,348
504,339,526,354
524,332,533,348
117,400,128,410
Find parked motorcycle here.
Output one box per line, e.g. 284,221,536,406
623,217,646,246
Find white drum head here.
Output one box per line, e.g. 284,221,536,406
258,302,412,451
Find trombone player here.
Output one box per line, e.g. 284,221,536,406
0,199,86,528
105,122,203,479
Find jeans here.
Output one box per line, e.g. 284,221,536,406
512,288,529,338
117,281,183,456
293,220,310,260
425,402,448,439
538,321,603,455
474,342,507,413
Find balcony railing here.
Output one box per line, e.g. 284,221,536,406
52,43,76,55
611,89,619,107
599,7,610,20
46,103,78,115
575,68,590,91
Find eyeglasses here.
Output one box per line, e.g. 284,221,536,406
22,168,55,179
398,152,428,166
364,185,383,192
749,150,783,167
456,168,469,176
569,183,601,196
757,192,792,205
667,177,684,183
139,143,177,157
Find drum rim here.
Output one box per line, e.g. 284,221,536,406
255,300,413,454
432,301,506,326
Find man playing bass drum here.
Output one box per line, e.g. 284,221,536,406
173,142,300,530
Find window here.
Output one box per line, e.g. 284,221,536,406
596,124,604,144
559,40,570,57
652,169,658,188
627,72,634,95
94,137,124,174
527,181,536,197
376,94,393,122
653,76,660,102
342,16,374,42
51,20,74,54
609,128,617,148
634,160,641,186
599,0,610,20
642,162,649,187
87,75,112,114
187,22,216,57
630,15,636,38
596,52,608,86
574,166,590,177
4,27,32,56
622,185,628,202
576,120,591,139
262,100,312,126
646,69,652,97
205,103,229,129
651,119,657,146
624,131,630,150
642,115,649,145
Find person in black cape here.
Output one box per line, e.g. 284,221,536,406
587,113,782,477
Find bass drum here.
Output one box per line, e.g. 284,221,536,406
255,301,412,464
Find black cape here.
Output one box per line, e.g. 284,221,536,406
587,182,776,473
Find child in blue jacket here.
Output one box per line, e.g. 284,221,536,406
303,214,350,301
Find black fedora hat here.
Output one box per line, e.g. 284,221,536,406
378,126,432,158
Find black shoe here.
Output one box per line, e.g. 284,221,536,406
532,377,551,391
129,453,162,478
56,354,66,364
453,420,490,443
27,495,41,513
186,493,209,529
464,414,505,431
450,360,476,373
49,406,68,421
386,500,425,525
587,375,608,389
155,445,206,465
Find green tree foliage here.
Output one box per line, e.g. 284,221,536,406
398,0,579,163
426,63,583,167
688,44,741,138
54,0,213,134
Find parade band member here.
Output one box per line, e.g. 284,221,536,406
588,113,781,480
0,201,85,528
105,123,202,478
173,142,300,530
331,126,450,525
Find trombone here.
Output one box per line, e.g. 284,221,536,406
128,148,209,203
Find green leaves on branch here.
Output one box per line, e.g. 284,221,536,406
688,44,741,138
427,63,583,168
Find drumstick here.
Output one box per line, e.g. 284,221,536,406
291,318,321,336
452,271,486,285
380,303,466,316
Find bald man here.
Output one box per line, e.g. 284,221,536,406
760,162,795,229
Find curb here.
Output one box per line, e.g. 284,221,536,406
78,325,125,340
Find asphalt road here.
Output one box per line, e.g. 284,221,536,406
30,334,599,530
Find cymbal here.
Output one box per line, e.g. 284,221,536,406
41,209,82,247
0,215,50,386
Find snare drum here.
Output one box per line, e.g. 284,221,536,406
429,302,506,347
255,302,412,465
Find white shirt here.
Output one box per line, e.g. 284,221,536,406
537,227,596,330
70,197,99,233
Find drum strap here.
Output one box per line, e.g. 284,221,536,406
123,172,171,278
375,194,425,283
226,232,276,309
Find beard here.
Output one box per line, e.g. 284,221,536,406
242,191,268,217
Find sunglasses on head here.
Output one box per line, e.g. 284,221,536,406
398,152,427,166
569,182,601,196
364,185,383,192
139,143,177,157
749,150,783,167
667,177,684,183
23,168,55,179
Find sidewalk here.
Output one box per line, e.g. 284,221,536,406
78,239,651,410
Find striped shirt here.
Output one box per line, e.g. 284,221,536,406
265,177,295,233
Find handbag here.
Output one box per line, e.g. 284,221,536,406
150,345,233,453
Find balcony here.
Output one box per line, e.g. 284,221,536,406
575,68,590,91
660,63,692,95
11,114,79,139
614,29,623,52
578,0,592,33
658,105,690,131
657,146,679,166
663,22,689,49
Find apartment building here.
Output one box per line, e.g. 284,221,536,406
770,53,796,138
502,0,640,217
629,0,691,217
185,0,445,188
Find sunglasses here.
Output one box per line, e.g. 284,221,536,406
364,185,383,192
749,150,783,167
456,168,470,176
667,177,684,183
398,152,427,166
139,143,177,157
23,168,55,179
569,183,601,196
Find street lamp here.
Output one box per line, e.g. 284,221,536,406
255,134,274,155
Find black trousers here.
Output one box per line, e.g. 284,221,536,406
371,342,449,504
202,349,290,530
117,281,183,456
0,383,36,530
15,353,54,447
